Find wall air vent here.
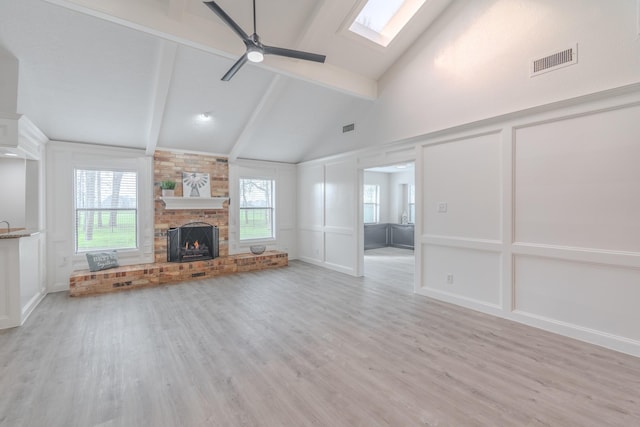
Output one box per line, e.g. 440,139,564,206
343,123,355,133
531,44,577,76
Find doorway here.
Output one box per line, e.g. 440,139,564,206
361,162,416,290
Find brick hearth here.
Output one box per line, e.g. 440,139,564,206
69,251,288,296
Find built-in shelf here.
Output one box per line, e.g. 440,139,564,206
161,196,228,210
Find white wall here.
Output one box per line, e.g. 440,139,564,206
300,85,640,357
296,0,640,356
363,171,390,223
46,141,153,292
228,159,297,258
355,0,640,147
0,158,26,228
420,91,640,356
0,51,18,113
298,156,359,275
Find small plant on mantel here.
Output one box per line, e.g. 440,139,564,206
160,180,176,197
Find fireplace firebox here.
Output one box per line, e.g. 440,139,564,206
167,222,218,262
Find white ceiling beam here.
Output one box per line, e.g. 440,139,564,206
40,0,377,100
228,75,285,162
145,40,178,156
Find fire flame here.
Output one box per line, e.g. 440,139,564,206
194,241,199,249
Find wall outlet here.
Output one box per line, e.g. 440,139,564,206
438,202,448,213
446,273,454,284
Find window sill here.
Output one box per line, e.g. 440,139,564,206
239,238,276,247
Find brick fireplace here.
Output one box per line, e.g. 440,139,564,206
68,150,288,297
153,150,229,262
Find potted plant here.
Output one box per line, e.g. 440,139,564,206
160,180,176,197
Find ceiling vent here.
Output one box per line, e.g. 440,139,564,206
342,123,355,133
531,44,577,76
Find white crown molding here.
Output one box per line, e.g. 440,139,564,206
0,114,48,160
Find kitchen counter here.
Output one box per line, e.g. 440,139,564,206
0,229,41,239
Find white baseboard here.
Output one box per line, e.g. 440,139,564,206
21,287,47,325
297,257,357,276
416,287,640,358
48,282,69,293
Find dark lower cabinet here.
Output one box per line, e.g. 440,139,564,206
364,223,389,250
390,224,414,249
364,223,414,250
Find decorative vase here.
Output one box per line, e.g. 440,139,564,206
250,245,266,255
162,189,174,197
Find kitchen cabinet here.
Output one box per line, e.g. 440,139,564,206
0,231,46,329
390,224,414,249
364,223,414,250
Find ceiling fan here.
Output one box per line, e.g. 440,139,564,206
203,0,326,81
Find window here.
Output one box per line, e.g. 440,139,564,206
74,169,137,252
239,178,275,240
408,184,415,224
349,0,426,47
363,184,380,223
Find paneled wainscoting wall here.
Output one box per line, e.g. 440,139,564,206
297,87,640,357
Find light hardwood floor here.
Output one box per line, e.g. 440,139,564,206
1,260,639,426
364,247,414,290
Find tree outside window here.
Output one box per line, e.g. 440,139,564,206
239,178,275,240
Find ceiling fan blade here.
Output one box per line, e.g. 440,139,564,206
263,45,326,63
203,1,249,41
221,54,249,81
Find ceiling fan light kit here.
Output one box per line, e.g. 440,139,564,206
247,46,264,63
203,0,326,80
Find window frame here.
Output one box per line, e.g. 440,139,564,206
363,184,381,224
238,177,276,242
408,183,415,224
73,167,139,253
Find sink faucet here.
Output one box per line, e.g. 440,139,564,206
0,221,9,234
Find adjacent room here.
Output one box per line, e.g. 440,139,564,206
1,0,640,425
363,163,415,290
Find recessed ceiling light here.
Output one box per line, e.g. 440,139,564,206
198,112,213,122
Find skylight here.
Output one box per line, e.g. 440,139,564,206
349,0,427,47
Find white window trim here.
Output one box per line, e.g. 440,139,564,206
65,145,153,269
363,184,380,224
238,176,276,244
73,167,139,254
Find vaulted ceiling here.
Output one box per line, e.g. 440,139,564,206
0,0,453,162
